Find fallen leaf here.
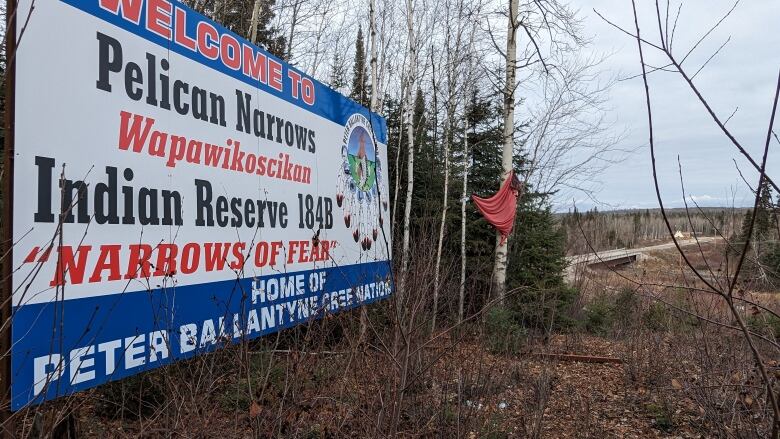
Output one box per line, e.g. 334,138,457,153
671,379,682,390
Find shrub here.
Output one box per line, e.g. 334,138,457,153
513,285,579,332
484,306,527,355
583,294,614,335
747,312,780,339
642,303,670,332
93,370,167,420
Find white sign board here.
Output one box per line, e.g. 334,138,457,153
10,0,391,409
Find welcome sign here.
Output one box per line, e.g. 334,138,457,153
9,0,391,409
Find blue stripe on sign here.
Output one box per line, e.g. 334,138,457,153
11,261,392,410
57,0,387,144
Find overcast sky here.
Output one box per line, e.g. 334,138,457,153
558,0,780,212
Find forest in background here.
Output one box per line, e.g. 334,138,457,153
560,207,745,255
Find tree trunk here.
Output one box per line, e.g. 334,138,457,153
459,15,477,323
248,0,262,44
398,0,417,296
360,0,380,344
286,0,302,61
432,104,450,333
492,0,518,301
459,106,469,323
369,0,379,113
433,4,458,332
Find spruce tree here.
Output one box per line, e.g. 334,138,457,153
755,178,774,239
350,26,369,107
507,193,574,331
329,52,347,92
208,0,286,59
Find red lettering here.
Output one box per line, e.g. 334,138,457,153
288,71,302,99
204,143,224,167
49,246,92,287
118,111,155,153
180,243,200,274
268,59,283,91
297,240,310,263
146,0,172,40
89,245,122,283
270,241,283,267
242,44,267,83
174,7,196,51
125,244,153,279
230,242,246,269
220,34,241,70
255,242,269,267
99,0,143,24
204,243,230,271
302,78,315,105
197,22,219,60
154,244,178,277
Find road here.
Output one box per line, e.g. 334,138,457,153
566,236,721,266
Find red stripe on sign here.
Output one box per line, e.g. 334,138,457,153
23,247,40,263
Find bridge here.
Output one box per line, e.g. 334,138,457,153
565,237,719,281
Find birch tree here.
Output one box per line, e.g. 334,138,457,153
432,0,468,332
398,0,418,295
491,0,519,300
359,0,380,343
459,11,478,324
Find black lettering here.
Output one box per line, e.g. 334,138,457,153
235,90,251,133
173,80,190,115
195,179,213,226
94,166,119,224
96,32,122,92
145,52,158,106
138,188,159,225
34,156,55,223
124,62,143,101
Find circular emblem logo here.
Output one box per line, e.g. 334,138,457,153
336,113,386,251
342,114,377,192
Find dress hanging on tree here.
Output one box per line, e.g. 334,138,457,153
471,171,523,244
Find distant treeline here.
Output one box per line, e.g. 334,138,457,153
559,207,746,255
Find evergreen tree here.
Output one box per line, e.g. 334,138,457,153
506,193,575,331
329,52,347,92
203,0,286,59
755,178,774,239
350,26,369,107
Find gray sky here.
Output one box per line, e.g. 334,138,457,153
560,0,780,212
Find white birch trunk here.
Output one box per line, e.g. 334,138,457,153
492,0,518,301
459,112,469,323
369,0,379,113
398,0,417,296
285,0,302,60
432,2,459,332
248,0,262,44
360,0,380,343
460,21,476,323
432,105,450,333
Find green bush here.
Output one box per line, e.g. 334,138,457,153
93,370,167,420
642,303,670,332
583,294,614,335
582,288,640,335
747,312,780,339
514,285,579,332
761,243,780,283
647,401,675,432
612,288,639,329
485,306,527,355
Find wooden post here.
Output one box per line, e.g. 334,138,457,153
1,0,18,434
